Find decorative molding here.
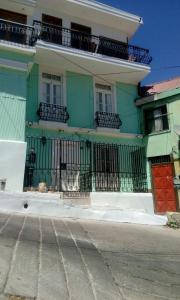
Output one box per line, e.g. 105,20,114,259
0,58,28,72
30,121,142,139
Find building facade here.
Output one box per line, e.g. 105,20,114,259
137,79,180,213
0,0,153,210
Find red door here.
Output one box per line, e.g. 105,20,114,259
152,163,177,213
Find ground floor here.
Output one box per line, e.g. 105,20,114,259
0,212,179,300
24,127,148,194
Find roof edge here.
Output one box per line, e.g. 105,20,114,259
67,0,143,24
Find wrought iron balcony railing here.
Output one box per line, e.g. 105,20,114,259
95,111,122,129
37,102,69,123
0,18,36,46
33,20,152,65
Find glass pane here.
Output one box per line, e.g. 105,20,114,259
154,108,163,131
105,94,112,113
96,92,103,112
42,82,51,103
53,84,61,105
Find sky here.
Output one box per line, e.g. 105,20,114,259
98,0,180,85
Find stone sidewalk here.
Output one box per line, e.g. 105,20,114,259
0,213,180,300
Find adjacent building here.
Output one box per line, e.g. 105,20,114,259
0,0,154,211
137,78,180,213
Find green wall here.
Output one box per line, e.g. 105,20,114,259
0,67,26,141
140,94,180,159
26,68,139,135
66,71,94,129
27,64,39,123
116,82,139,134
0,49,34,64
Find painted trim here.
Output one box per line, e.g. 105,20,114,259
66,0,142,24
10,0,36,7
38,120,68,130
0,58,28,72
36,41,151,72
39,65,67,106
0,40,35,55
136,87,180,106
29,122,143,139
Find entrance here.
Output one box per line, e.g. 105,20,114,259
151,163,177,213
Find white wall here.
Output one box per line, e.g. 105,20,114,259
33,8,127,42
91,192,154,214
0,140,27,192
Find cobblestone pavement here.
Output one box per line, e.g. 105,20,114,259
0,213,180,300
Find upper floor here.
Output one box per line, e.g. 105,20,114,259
136,81,180,160
0,0,152,84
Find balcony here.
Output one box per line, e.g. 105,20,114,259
33,21,152,65
0,18,36,46
95,112,122,129
37,102,69,123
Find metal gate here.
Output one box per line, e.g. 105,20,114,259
24,137,92,192
151,163,177,213
24,137,148,193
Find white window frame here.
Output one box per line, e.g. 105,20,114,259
40,67,66,107
94,81,116,114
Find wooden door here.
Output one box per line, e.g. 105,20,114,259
152,163,177,213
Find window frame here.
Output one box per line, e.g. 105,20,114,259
144,105,169,135
40,69,65,107
94,82,116,114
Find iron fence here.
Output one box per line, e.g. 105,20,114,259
24,137,148,193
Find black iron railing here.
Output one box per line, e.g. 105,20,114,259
0,18,35,46
37,102,69,123
24,137,148,193
95,111,122,129
0,18,152,64
33,20,152,65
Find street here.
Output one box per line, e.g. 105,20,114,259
0,213,180,300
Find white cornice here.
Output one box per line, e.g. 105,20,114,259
7,0,36,7
66,0,142,24
29,122,143,139
36,41,150,72
0,40,36,55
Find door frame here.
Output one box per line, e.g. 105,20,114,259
150,161,179,213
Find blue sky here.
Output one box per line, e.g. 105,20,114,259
99,0,180,85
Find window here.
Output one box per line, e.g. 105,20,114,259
144,105,169,134
42,73,63,106
95,83,114,113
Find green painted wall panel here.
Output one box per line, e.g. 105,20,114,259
0,49,34,63
0,67,26,141
140,95,180,159
26,64,39,122
116,83,139,134
66,71,94,129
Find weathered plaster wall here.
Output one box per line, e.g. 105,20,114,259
27,63,39,123
116,82,139,134
0,67,26,141
66,71,94,129
0,140,26,192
